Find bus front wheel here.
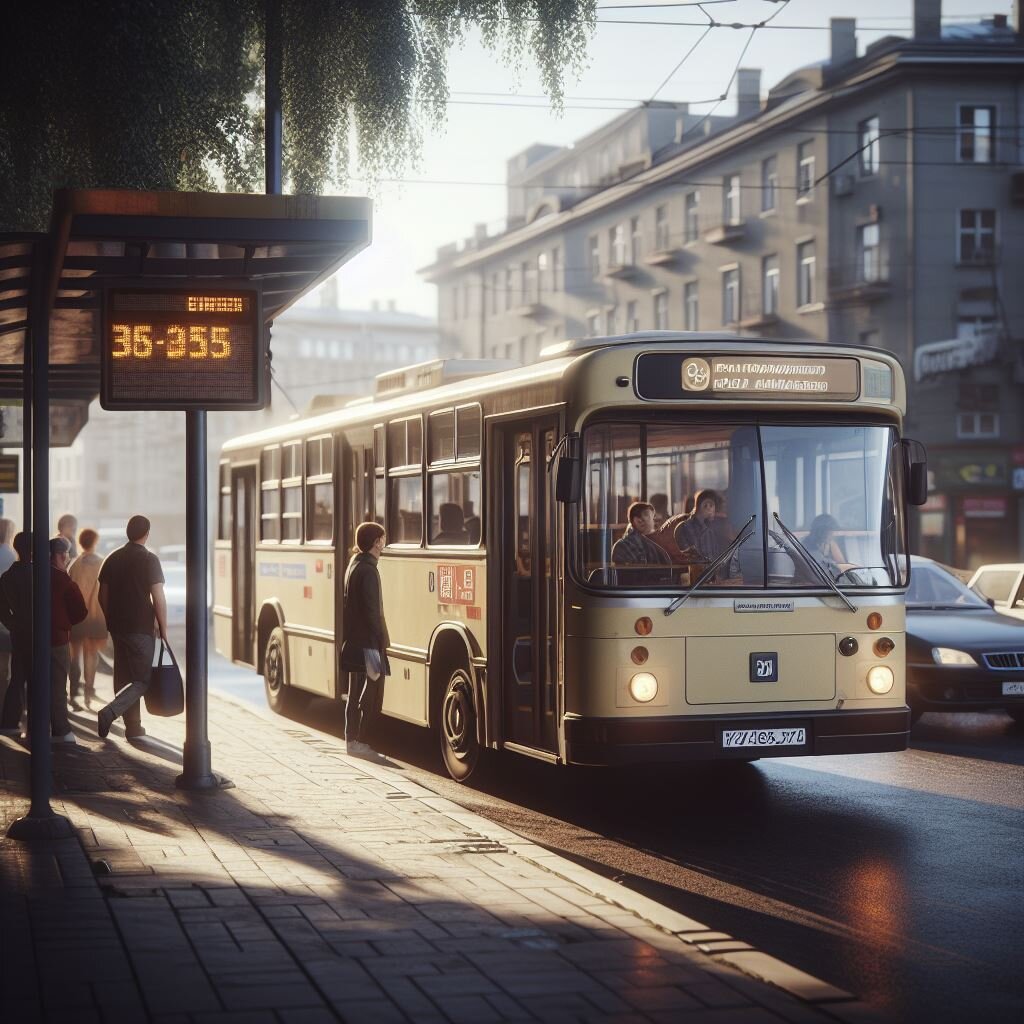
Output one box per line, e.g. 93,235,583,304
264,627,307,715
439,668,480,783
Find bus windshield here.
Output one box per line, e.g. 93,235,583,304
578,421,908,591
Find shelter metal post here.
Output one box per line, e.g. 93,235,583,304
176,409,230,790
7,239,73,840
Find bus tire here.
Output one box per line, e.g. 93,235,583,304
439,667,480,783
263,627,307,715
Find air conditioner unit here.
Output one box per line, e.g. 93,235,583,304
833,174,854,198
1010,170,1024,206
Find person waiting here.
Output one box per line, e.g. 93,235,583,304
433,502,470,545
611,501,672,585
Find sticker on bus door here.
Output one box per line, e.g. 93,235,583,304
437,564,476,605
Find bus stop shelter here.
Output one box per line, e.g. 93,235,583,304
0,189,371,838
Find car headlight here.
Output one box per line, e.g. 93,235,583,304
866,665,895,695
629,672,658,703
931,647,977,667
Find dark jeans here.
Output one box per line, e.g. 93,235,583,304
103,633,156,728
345,671,382,743
0,638,71,736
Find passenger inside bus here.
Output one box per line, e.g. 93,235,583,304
611,501,673,585
433,502,470,545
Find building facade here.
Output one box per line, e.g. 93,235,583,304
48,300,439,547
421,3,1024,568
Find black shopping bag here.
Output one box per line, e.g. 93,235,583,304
144,641,184,717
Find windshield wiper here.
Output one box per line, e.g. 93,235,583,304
772,513,858,613
664,514,756,617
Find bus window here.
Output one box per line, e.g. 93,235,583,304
429,470,481,545
218,462,231,540
515,433,532,574
281,441,302,542
389,476,423,544
305,436,333,543
430,410,455,463
260,446,281,542
456,405,481,459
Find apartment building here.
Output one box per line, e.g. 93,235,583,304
421,2,1024,567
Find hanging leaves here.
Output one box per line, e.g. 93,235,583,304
0,0,595,230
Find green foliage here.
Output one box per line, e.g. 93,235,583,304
0,1,596,231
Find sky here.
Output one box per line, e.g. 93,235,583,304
298,0,1013,321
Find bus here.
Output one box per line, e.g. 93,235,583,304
215,333,927,781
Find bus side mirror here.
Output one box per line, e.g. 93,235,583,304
554,433,581,503
901,438,928,506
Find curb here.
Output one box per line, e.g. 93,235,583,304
209,686,874,1019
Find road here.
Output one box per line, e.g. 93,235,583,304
208,657,1024,1024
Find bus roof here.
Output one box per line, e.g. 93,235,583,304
223,334,904,452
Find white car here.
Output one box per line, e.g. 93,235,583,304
968,564,1024,622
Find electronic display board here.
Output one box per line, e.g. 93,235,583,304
101,284,266,410
635,353,860,402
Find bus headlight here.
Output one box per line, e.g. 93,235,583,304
931,647,977,666
866,665,895,695
629,672,659,703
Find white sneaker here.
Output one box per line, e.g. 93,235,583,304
52,732,77,744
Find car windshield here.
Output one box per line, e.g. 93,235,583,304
908,563,989,608
578,420,907,590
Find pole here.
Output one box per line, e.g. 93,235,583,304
7,238,73,840
176,409,228,789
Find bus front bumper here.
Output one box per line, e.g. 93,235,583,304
563,708,910,765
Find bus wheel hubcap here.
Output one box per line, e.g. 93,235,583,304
267,645,282,692
442,678,473,755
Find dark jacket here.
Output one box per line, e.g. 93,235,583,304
340,552,391,673
611,526,672,585
51,566,88,646
0,562,33,637
0,562,87,646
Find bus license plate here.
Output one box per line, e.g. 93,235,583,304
722,727,806,749
1002,682,1024,696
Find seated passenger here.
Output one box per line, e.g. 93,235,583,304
649,492,670,530
611,501,672,585
433,503,470,545
672,488,730,563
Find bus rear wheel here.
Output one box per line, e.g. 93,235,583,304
439,668,480,783
264,627,307,715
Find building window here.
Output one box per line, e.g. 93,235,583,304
626,300,639,333
520,259,531,303
684,191,699,242
723,174,741,225
722,268,740,325
551,247,562,291
504,266,514,310
958,105,995,164
797,241,816,307
761,156,777,212
655,205,670,250
97,461,110,482
653,292,668,331
587,313,602,337
797,142,815,199
762,254,779,315
451,285,459,322
859,117,880,176
629,216,642,263
536,252,548,297
490,272,499,314
588,235,600,278
858,222,881,282
610,224,626,267
606,306,618,336
957,412,999,439
958,209,996,263
956,315,996,340
684,282,699,331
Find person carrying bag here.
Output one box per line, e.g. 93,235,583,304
340,522,390,759
145,640,184,717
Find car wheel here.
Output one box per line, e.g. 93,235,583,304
439,667,481,783
263,627,308,715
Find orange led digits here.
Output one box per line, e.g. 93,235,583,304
187,295,244,313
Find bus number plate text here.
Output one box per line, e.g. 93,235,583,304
722,728,806,749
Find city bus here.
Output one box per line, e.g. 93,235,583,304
215,333,927,781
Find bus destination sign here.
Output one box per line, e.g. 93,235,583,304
101,284,266,411
635,353,860,402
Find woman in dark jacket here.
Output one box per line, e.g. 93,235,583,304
340,522,390,757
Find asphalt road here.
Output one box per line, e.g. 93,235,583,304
209,658,1024,1024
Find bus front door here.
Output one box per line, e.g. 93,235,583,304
232,465,257,664
499,419,559,753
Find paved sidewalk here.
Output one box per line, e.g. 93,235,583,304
1,684,879,1024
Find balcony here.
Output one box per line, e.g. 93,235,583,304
603,261,638,281
827,264,891,306
643,247,683,266
509,300,546,319
738,296,780,332
703,221,745,245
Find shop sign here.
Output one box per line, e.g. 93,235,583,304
913,332,998,382
934,452,1008,490
962,497,1007,519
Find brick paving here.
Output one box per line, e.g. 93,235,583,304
1,681,877,1023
